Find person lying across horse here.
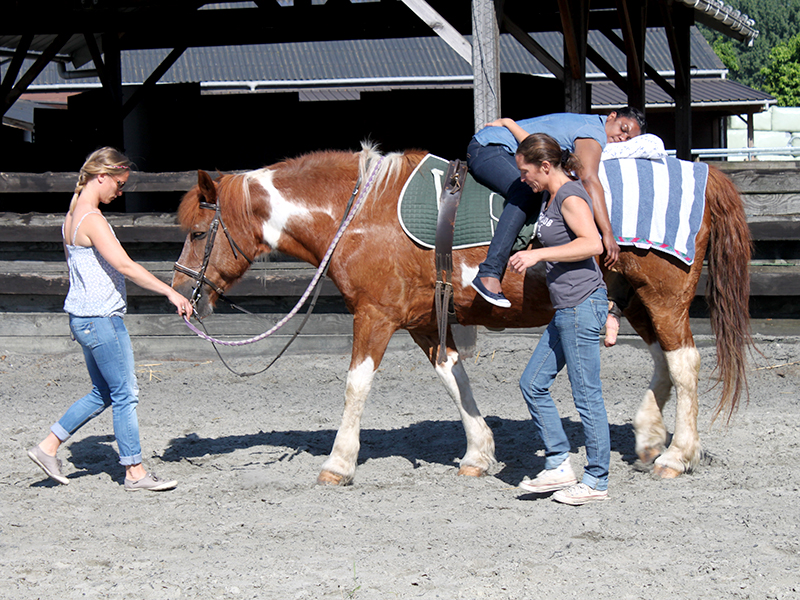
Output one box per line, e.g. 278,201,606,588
465,108,646,346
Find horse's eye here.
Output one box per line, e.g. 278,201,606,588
191,231,207,241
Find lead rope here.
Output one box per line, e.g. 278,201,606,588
182,156,384,375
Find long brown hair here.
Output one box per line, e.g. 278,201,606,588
516,133,582,178
68,147,132,213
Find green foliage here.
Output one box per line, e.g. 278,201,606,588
712,39,740,72
699,0,800,91
761,33,800,106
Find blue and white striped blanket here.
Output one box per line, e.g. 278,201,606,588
599,156,708,265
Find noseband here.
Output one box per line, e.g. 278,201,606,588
173,200,253,307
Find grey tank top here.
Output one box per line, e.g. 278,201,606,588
63,211,127,317
536,179,606,309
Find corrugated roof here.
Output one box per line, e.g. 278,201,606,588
591,78,775,111
3,27,724,89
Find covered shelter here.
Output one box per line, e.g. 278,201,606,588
1,1,764,208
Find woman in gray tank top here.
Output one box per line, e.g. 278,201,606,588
510,134,611,506
27,147,193,491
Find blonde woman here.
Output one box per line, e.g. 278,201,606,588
28,147,192,491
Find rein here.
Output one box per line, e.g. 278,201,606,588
175,156,385,376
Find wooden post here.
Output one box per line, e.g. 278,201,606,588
616,0,647,113
559,0,589,113
101,33,125,153
472,0,501,131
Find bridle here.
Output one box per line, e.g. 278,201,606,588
171,155,384,376
173,200,254,309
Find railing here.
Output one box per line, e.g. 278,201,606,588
667,146,800,160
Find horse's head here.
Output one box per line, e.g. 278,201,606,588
173,170,265,317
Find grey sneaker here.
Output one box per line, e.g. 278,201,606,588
552,483,609,505
28,445,69,485
124,472,177,492
519,458,577,493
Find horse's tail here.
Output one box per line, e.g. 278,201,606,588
704,165,754,423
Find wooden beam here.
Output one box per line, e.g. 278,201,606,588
400,0,472,65
600,27,675,98
0,33,71,117
471,0,501,131
502,14,564,81
661,0,693,158
586,45,627,91
558,0,582,81
558,0,589,113
82,32,122,107
0,34,33,102
122,45,188,119
615,0,647,112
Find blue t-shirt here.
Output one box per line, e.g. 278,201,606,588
474,113,608,154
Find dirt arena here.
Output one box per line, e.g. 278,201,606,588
2,331,799,599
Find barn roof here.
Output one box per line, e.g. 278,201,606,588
7,27,726,88
7,25,772,120
0,0,759,71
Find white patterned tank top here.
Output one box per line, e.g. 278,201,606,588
63,211,127,317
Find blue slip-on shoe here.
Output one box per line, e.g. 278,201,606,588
470,276,511,308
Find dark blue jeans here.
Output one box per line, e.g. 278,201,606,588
466,138,543,280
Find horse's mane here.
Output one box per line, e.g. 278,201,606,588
178,144,427,232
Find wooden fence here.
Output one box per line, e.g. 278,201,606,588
1,162,799,358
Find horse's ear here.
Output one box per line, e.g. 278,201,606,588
197,170,217,204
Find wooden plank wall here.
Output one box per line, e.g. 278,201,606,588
1,162,798,357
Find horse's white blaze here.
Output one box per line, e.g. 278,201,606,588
433,350,495,470
320,357,376,482
249,168,311,248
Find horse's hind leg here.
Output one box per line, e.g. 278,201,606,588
409,329,496,476
317,311,397,486
633,342,673,464
655,345,701,477
628,298,702,476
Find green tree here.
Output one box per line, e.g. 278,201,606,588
699,0,800,90
761,33,800,106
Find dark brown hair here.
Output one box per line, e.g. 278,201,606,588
516,133,582,179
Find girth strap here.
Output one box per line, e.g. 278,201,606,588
434,159,467,364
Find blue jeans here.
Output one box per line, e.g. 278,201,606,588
466,138,543,280
519,288,610,490
51,315,142,465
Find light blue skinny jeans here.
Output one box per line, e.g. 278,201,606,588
51,315,142,465
519,287,610,491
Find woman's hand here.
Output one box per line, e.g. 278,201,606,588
509,249,541,274
167,290,193,318
602,236,620,268
484,117,514,129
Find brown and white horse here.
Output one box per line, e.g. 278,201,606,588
172,144,752,485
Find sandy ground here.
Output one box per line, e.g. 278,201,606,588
2,332,799,600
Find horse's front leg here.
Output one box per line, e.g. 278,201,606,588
653,345,701,477
317,311,396,486
410,330,496,477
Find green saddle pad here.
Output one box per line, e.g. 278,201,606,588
397,154,537,251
